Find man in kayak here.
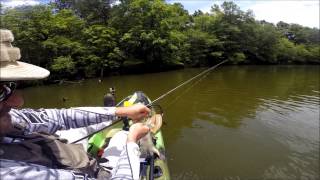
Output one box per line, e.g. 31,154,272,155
0,29,150,179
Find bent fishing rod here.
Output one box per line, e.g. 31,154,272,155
71,60,228,144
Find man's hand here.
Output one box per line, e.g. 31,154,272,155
127,123,150,143
115,104,150,122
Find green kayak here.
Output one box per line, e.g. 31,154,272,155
87,92,170,180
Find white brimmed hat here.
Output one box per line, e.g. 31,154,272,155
0,29,50,81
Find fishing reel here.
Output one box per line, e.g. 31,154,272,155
126,104,163,132
115,91,163,130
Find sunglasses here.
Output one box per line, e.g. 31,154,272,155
0,82,17,102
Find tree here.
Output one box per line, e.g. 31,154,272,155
109,0,190,69
51,56,76,78
54,0,117,25
81,25,120,77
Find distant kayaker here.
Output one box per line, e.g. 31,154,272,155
0,29,150,179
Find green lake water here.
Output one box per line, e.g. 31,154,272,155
21,65,319,180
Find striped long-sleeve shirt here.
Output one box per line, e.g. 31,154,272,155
0,107,140,180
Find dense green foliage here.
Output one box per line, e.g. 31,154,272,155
1,0,319,80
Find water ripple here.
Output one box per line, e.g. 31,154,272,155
257,93,319,179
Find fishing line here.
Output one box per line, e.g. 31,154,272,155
71,60,227,144
162,66,214,109
147,60,228,106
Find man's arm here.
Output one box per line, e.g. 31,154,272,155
9,107,117,134
111,123,150,180
111,142,140,180
9,104,150,135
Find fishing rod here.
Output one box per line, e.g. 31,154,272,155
147,59,228,106
71,60,228,144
